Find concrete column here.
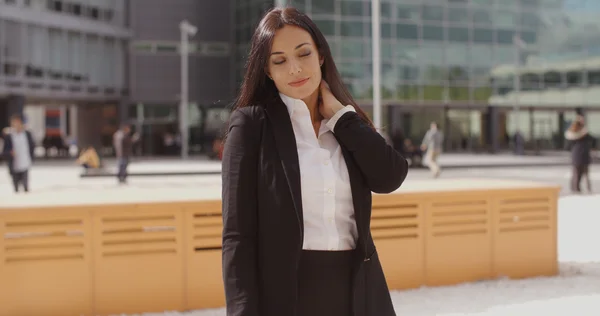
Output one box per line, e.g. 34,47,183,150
76,104,103,152
558,111,565,149
487,106,500,153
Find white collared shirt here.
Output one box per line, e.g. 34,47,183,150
279,93,358,251
11,131,32,172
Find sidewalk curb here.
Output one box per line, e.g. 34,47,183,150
79,161,581,178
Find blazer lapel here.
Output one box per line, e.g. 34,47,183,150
264,100,304,231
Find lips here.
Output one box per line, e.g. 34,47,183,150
288,77,310,87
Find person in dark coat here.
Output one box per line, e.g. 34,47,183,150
565,120,596,193
2,114,35,193
221,7,409,316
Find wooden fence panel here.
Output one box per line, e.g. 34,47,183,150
92,204,185,315
425,195,493,286
492,190,559,279
0,208,92,316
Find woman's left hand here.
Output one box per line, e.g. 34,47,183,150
319,80,345,119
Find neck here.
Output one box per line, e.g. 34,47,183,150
302,88,322,124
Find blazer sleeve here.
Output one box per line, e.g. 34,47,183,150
332,110,409,194
221,108,260,316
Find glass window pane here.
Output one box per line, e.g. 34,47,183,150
472,9,492,25
396,23,418,39
520,31,537,44
448,7,468,23
448,27,469,42
445,44,469,65
398,64,420,81
313,19,335,36
471,45,494,67
421,5,443,21
423,25,444,41
312,0,335,14
419,43,444,66
338,62,366,79
397,4,419,21
289,0,306,10
472,0,494,4
381,2,392,18
520,12,540,29
473,28,493,43
520,0,539,7
496,29,514,44
341,21,363,37
494,10,518,28
395,41,419,62
341,1,363,16
382,41,393,60
341,40,364,58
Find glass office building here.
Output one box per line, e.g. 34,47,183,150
236,0,600,151
0,0,129,149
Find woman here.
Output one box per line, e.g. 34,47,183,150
221,7,408,316
565,119,596,193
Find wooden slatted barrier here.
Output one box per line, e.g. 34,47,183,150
492,190,558,279
0,208,92,316
425,195,493,286
92,204,185,315
0,179,560,316
185,201,225,310
371,197,424,290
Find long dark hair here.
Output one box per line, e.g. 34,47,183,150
233,6,373,127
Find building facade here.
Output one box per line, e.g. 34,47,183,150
0,0,130,152
235,0,599,152
126,0,234,155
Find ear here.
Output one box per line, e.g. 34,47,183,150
319,56,324,66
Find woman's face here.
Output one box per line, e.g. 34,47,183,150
267,25,324,100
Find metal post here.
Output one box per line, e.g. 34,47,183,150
179,20,197,159
513,34,524,154
513,39,520,133
371,0,381,131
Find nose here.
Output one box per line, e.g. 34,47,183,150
288,60,302,75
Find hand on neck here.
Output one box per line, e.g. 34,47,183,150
302,88,322,124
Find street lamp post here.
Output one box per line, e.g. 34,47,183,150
371,0,382,131
513,34,526,154
179,20,197,159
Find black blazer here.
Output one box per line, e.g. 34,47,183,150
2,130,35,175
221,99,409,316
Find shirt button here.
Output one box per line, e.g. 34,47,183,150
324,160,329,165
328,217,333,223
327,188,333,194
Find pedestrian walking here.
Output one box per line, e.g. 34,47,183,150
2,114,35,193
112,124,139,184
565,119,596,193
421,121,444,178
221,7,409,316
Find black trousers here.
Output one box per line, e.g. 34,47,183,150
297,250,354,316
572,164,591,192
11,170,29,193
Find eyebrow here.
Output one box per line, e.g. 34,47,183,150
271,42,311,55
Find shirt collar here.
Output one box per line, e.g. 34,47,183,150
279,92,307,118
279,93,331,137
